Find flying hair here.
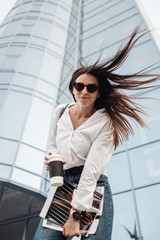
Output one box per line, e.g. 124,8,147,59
69,25,160,147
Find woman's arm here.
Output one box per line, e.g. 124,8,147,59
62,118,114,237
71,118,114,212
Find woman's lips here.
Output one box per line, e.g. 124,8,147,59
80,97,89,99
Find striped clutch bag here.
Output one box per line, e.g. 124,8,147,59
40,180,104,236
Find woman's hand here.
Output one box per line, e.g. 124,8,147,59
62,214,85,238
44,152,66,170
44,152,52,170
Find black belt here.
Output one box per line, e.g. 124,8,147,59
64,166,84,176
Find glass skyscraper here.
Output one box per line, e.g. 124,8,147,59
0,0,160,239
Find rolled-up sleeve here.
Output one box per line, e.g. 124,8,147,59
71,119,114,213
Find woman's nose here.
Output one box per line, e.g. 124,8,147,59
82,86,88,94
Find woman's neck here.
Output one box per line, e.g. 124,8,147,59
74,103,96,119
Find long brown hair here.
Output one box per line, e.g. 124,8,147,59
69,26,160,147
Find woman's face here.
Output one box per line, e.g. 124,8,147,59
73,73,99,109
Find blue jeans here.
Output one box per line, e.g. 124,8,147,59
34,174,114,240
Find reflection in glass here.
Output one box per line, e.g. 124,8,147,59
3,21,21,36
36,79,56,98
107,152,131,193
0,91,31,140
129,142,160,187
34,20,52,39
135,185,160,240
13,73,37,89
11,168,41,190
0,165,11,179
1,56,19,69
6,45,26,56
18,47,44,75
112,192,136,240
15,144,44,175
50,25,67,47
0,139,18,165
43,2,57,16
0,90,7,105
22,97,53,150
39,53,61,84
128,88,160,148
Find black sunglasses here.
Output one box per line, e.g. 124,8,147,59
72,82,99,93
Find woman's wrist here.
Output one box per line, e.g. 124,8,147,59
70,208,82,221
71,207,82,213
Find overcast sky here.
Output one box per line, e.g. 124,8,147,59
0,0,159,34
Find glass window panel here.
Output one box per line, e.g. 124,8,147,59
57,91,71,104
0,90,7,105
83,0,135,31
82,15,143,57
13,34,30,43
0,25,7,36
6,46,26,56
128,88,160,148
1,56,19,69
18,47,44,75
39,53,61,84
50,25,67,47
135,185,160,240
20,25,34,34
3,21,21,36
129,142,160,187
0,35,14,45
0,47,7,59
83,0,107,15
107,152,131,193
31,36,48,47
6,6,18,19
47,41,63,55
42,179,50,194
56,5,70,20
114,142,126,153
0,187,31,221
23,18,38,26
43,2,57,15
0,139,18,165
31,4,43,11
11,168,41,190
17,2,30,13
0,165,11,179
112,192,136,240
36,79,56,98
0,91,31,140
15,144,44,175
22,97,53,150
120,41,159,74
13,73,37,89
34,20,52,39
26,217,42,240
0,220,26,240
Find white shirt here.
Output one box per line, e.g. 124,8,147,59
48,103,114,212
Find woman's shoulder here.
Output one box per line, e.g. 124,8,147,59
97,108,114,131
53,103,69,120
55,103,68,111
97,108,110,121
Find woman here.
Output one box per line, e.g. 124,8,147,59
34,26,160,240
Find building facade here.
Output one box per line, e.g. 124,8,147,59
0,0,160,239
